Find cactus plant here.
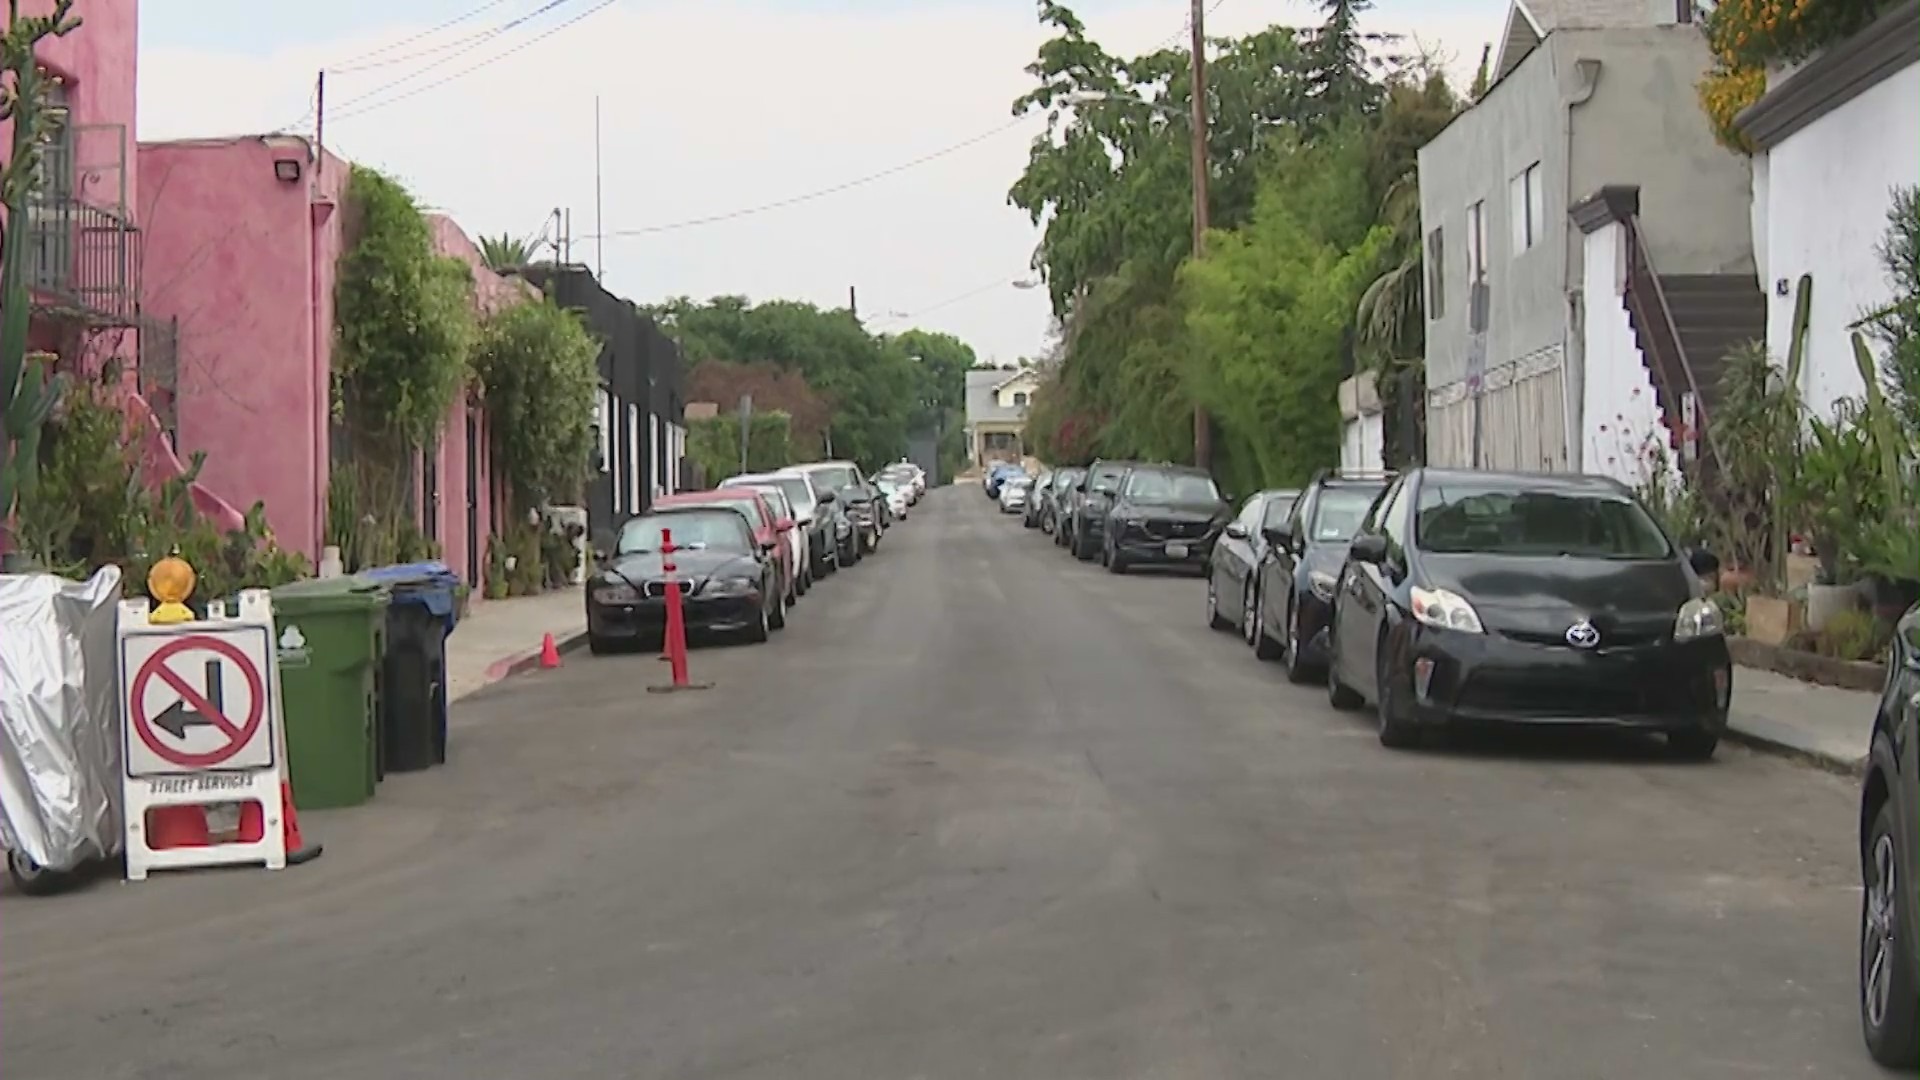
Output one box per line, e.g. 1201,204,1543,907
0,0,82,551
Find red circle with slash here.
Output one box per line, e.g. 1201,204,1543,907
130,635,266,768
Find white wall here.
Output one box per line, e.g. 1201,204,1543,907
1759,60,1920,420
1340,413,1384,473
1580,221,1679,489
994,374,1039,409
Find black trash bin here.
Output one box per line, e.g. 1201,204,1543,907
359,561,462,773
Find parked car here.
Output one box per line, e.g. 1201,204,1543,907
719,474,813,598
772,467,841,579
1066,459,1138,561
1043,466,1084,537
874,474,912,520
998,474,1034,514
1023,471,1054,528
1250,471,1391,678
1323,468,1730,756
798,461,881,558
585,507,782,652
881,460,926,501
1859,602,1919,1067
1097,463,1230,574
655,489,796,618
1205,487,1301,642
985,461,1026,499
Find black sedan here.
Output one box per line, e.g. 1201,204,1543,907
1205,488,1300,640
1100,464,1230,574
586,507,782,653
1324,468,1730,757
1252,471,1389,678
1859,602,1919,1067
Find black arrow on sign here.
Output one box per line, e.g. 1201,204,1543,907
152,659,224,739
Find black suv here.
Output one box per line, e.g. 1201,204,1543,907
1253,470,1393,679
1098,463,1230,574
1066,459,1138,562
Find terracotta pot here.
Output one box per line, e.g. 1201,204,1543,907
1720,564,1756,593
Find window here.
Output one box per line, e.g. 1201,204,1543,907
1312,485,1384,542
1236,495,1266,530
1425,228,1445,319
1262,495,1298,531
1509,163,1542,253
1413,481,1673,558
1466,201,1488,284
1013,391,1029,407
1123,470,1221,503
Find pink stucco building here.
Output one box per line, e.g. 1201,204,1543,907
137,136,523,588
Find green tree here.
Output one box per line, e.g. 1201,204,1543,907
470,298,603,509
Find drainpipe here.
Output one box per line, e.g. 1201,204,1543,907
1560,56,1601,473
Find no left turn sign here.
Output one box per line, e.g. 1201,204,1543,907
122,627,276,777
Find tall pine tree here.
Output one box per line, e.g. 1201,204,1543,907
1302,0,1392,129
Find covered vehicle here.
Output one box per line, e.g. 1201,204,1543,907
1253,471,1391,678
1324,468,1730,757
586,508,783,651
1099,464,1229,574
656,488,797,613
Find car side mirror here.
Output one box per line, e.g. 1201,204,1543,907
1261,524,1290,548
1349,533,1389,565
591,544,608,563
776,518,795,533
1685,546,1720,579
1224,522,1249,540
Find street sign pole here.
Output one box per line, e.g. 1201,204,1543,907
738,394,752,476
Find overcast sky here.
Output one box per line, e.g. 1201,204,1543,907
139,0,1503,365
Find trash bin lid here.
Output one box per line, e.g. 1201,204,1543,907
272,575,391,614
358,561,460,623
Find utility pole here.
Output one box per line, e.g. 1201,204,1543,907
314,70,326,173
1188,0,1213,472
848,285,858,319
593,95,604,279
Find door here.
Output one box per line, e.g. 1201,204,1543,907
1262,491,1310,633
422,441,441,548
1217,495,1264,620
1335,477,1403,691
465,411,481,585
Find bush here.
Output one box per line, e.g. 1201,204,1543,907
1815,607,1891,662
471,299,602,510
687,411,792,482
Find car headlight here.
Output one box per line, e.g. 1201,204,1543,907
1409,585,1485,633
1308,570,1337,601
706,576,757,596
593,582,639,604
1673,597,1723,642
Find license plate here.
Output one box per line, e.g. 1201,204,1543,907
1166,542,1189,559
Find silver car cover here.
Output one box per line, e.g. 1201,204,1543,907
0,566,124,872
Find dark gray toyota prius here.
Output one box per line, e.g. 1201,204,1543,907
1323,468,1731,757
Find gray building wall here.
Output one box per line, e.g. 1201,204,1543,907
1420,24,1753,396
1565,27,1754,277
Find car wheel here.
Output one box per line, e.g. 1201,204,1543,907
1206,573,1231,630
1374,633,1421,749
1075,534,1095,562
1253,588,1283,661
770,586,788,630
1666,729,1719,761
1105,538,1127,573
7,848,73,896
1240,582,1258,644
746,598,772,643
1863,798,1920,1067
1281,595,1314,683
588,634,615,656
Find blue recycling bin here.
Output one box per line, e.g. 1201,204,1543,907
357,561,462,772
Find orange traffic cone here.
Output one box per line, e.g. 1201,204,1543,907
539,632,562,669
147,805,210,849
280,780,323,865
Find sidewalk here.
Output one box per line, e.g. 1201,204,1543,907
446,587,586,703
1726,664,1881,773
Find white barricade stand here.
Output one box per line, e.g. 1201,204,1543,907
120,589,291,880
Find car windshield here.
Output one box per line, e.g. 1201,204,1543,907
1311,486,1382,542
1261,494,1299,529
750,487,791,519
616,510,753,555
1089,464,1129,489
1415,481,1673,559
1005,476,1032,489
1124,470,1219,503
771,478,814,512
808,465,860,491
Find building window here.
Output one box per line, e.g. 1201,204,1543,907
1425,228,1445,319
1509,163,1542,252
1012,391,1029,407
1466,200,1488,285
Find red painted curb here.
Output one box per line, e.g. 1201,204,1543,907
480,630,591,685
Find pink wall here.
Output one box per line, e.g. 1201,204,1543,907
12,0,139,209
136,136,344,558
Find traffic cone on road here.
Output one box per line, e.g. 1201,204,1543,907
539,632,562,669
147,805,209,849
280,780,322,865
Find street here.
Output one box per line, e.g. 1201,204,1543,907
1,487,1880,1079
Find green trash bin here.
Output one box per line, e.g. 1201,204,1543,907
271,576,390,810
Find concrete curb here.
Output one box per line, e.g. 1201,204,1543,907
1722,723,1868,778
481,628,592,685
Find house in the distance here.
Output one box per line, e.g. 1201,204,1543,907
963,367,1037,468
1418,0,1757,485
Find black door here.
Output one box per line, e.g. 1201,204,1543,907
466,411,481,584
422,441,440,551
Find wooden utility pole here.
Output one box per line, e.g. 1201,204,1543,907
593,95,604,279
1188,0,1213,471
315,70,326,172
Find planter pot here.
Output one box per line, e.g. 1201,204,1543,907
1805,582,1860,633
1745,594,1805,646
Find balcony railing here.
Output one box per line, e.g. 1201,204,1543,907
21,194,141,326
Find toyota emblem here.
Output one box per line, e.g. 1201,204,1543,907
1565,619,1600,649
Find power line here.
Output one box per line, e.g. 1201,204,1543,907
330,0,613,122
339,0,518,66
874,278,1036,325
589,116,1034,240
329,0,585,115
1148,0,1230,51
331,16,521,73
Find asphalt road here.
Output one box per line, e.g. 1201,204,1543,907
2,486,1884,1079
